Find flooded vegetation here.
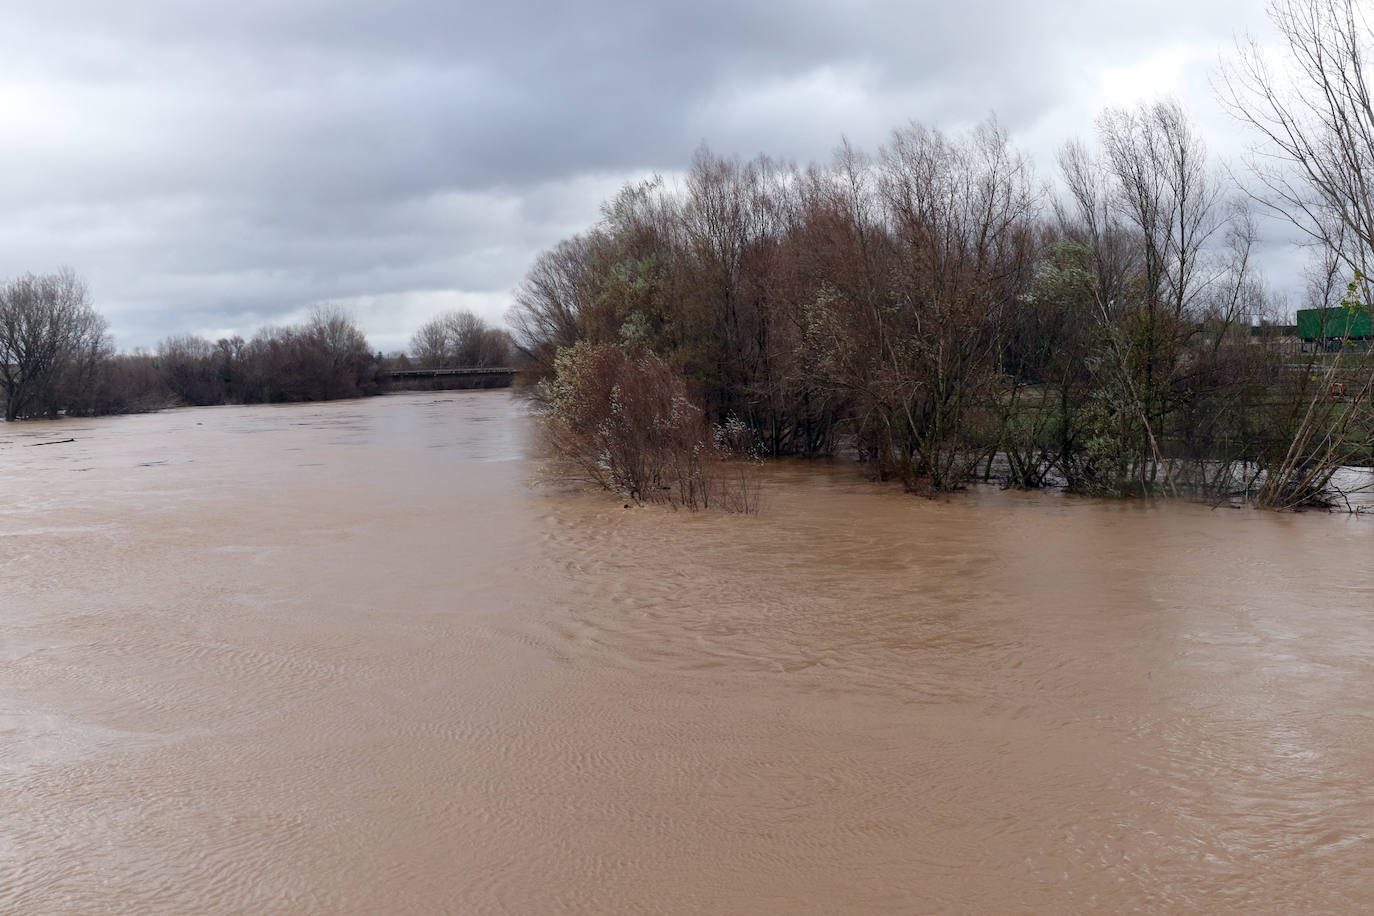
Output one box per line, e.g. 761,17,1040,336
3,391,1373,913
512,95,1374,510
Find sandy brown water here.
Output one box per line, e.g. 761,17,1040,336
1,391,1372,914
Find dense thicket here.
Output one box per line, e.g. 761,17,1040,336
511,104,1372,506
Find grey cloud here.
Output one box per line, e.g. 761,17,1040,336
0,0,1283,349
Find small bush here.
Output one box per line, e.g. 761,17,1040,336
544,342,757,510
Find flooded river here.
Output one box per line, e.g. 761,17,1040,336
1,391,1372,913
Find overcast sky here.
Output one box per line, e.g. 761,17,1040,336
0,0,1290,352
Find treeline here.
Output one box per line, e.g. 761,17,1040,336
154,308,383,406
1,301,387,418
0,275,513,420
510,101,1370,508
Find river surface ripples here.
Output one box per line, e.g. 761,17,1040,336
1,391,1372,914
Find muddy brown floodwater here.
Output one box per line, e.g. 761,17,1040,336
2,391,1373,914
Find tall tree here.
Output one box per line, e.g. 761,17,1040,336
0,269,110,421
1222,0,1374,275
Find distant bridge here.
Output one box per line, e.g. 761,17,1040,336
381,366,518,390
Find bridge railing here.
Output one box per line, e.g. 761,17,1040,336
381,367,517,379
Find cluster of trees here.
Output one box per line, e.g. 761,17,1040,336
0,292,514,419
154,307,383,406
513,0,1374,508
409,310,511,369
0,300,389,418
511,113,1269,502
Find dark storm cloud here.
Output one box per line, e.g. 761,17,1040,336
0,0,1272,349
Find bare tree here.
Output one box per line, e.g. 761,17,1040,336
1099,100,1224,320
410,317,451,369
1059,101,1230,494
0,269,110,421
509,236,598,364
409,309,510,368
157,333,222,405
1057,138,1142,317
305,305,379,397
1219,1,1374,506
1221,0,1374,273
